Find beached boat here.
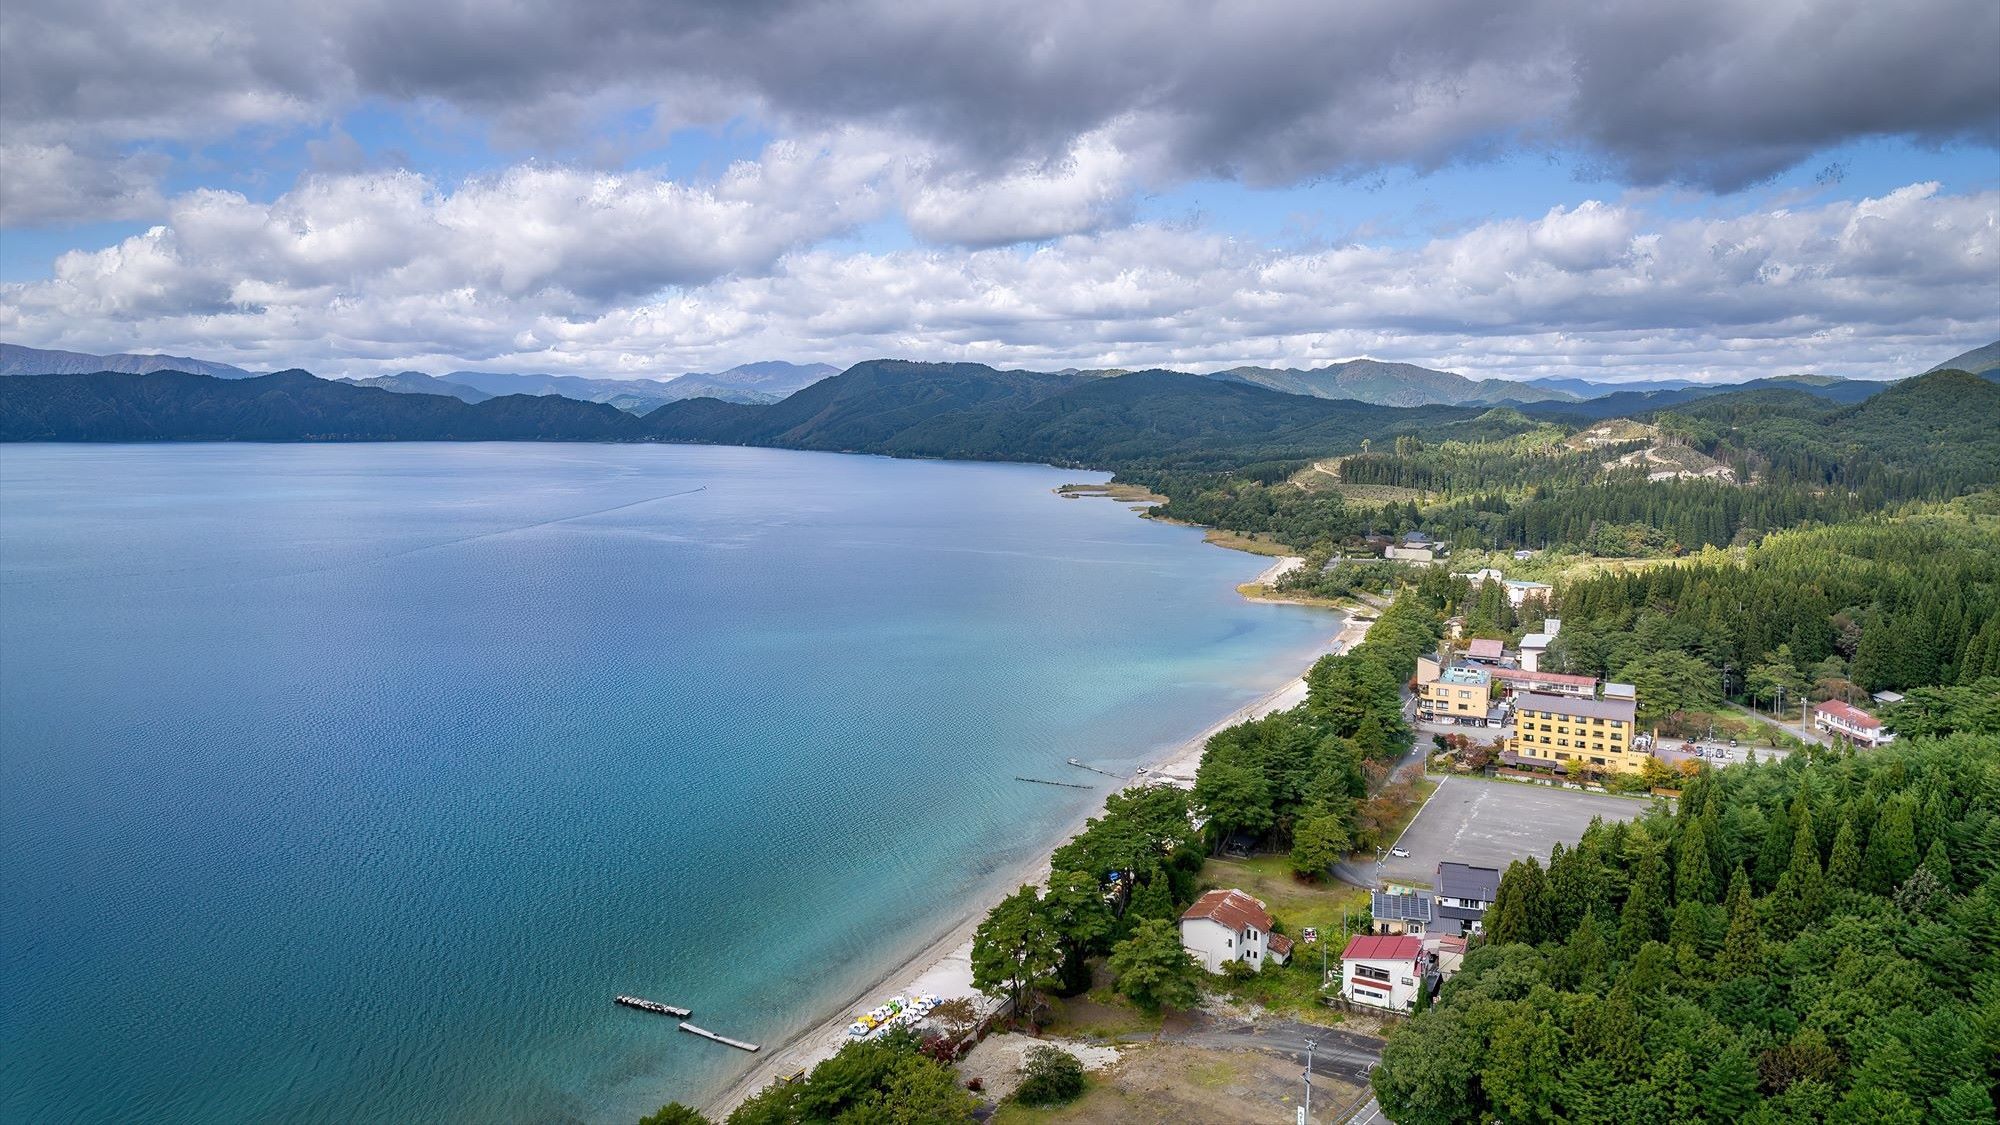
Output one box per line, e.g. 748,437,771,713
843,993,942,1040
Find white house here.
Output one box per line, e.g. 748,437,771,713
1519,618,1561,672
1813,700,1895,748
1502,579,1554,609
1179,889,1291,974
1337,934,1427,1011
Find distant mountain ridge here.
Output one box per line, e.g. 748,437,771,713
339,371,494,403
1206,359,1580,407
437,361,838,410
1930,340,2000,377
0,343,257,380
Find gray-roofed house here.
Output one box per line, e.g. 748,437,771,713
1434,862,1501,935
1371,888,1435,936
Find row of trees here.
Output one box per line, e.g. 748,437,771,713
642,1027,978,1124
1194,586,1445,877
969,786,1211,1021
1373,731,2000,1124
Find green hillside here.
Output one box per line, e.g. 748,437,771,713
0,370,638,442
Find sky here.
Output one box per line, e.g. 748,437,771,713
1,0,1996,383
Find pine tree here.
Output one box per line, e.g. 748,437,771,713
1771,812,1824,935
1921,838,1953,891
1701,1040,1761,1122
1826,817,1863,890
1718,865,1762,977
1616,875,1658,960
1929,1081,1996,1125
1675,819,1716,904
1862,797,1919,895
1755,807,1793,892
1567,910,1609,991
1106,918,1204,1013
1667,900,1706,966
1488,858,1553,945
1126,875,1175,925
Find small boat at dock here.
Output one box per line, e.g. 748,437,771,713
615,995,692,1017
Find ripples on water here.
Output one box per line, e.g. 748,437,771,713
0,443,1335,1123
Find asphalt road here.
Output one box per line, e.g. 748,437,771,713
1155,1012,1385,1087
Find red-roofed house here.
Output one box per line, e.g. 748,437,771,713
1338,934,1426,1011
1489,666,1599,700
1464,638,1506,663
1813,700,1894,748
1179,889,1290,973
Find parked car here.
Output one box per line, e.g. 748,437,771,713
1390,847,1411,858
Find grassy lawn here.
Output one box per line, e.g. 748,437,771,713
1234,583,1355,609
1055,482,1167,504
1040,985,1163,1041
986,1044,1347,1124
989,1075,1107,1124
1198,528,1296,557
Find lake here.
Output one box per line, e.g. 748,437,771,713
0,443,1336,1123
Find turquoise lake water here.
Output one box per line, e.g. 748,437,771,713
0,443,1337,1124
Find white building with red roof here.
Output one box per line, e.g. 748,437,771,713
1178,889,1291,974
1813,700,1894,748
1337,934,1427,1011
1489,665,1599,700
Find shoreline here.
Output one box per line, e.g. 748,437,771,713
700,584,1377,1118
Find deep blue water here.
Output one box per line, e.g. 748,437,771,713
0,443,1336,1124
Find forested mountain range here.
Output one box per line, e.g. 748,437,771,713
0,345,837,410
0,369,636,442
14,339,1990,412
5,359,1996,498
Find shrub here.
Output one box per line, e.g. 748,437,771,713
638,1103,710,1125
1015,1045,1086,1107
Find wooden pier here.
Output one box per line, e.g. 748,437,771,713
1016,776,1093,790
679,1022,760,1052
615,995,692,1017
1066,757,1122,779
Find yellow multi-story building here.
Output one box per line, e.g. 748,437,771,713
1509,692,1643,775
1417,666,1493,726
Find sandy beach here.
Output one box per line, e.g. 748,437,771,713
699,588,1377,1118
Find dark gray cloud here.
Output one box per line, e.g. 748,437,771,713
5,0,1994,203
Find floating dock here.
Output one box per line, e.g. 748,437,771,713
1017,776,1093,790
615,995,692,1017
679,1022,760,1052
1066,757,1122,778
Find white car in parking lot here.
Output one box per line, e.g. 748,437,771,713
1389,846,1411,858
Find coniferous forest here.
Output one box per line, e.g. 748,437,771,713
1373,731,2000,1124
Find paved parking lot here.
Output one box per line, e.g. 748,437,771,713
1376,775,1653,886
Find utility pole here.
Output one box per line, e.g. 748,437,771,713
1303,1037,1318,1123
